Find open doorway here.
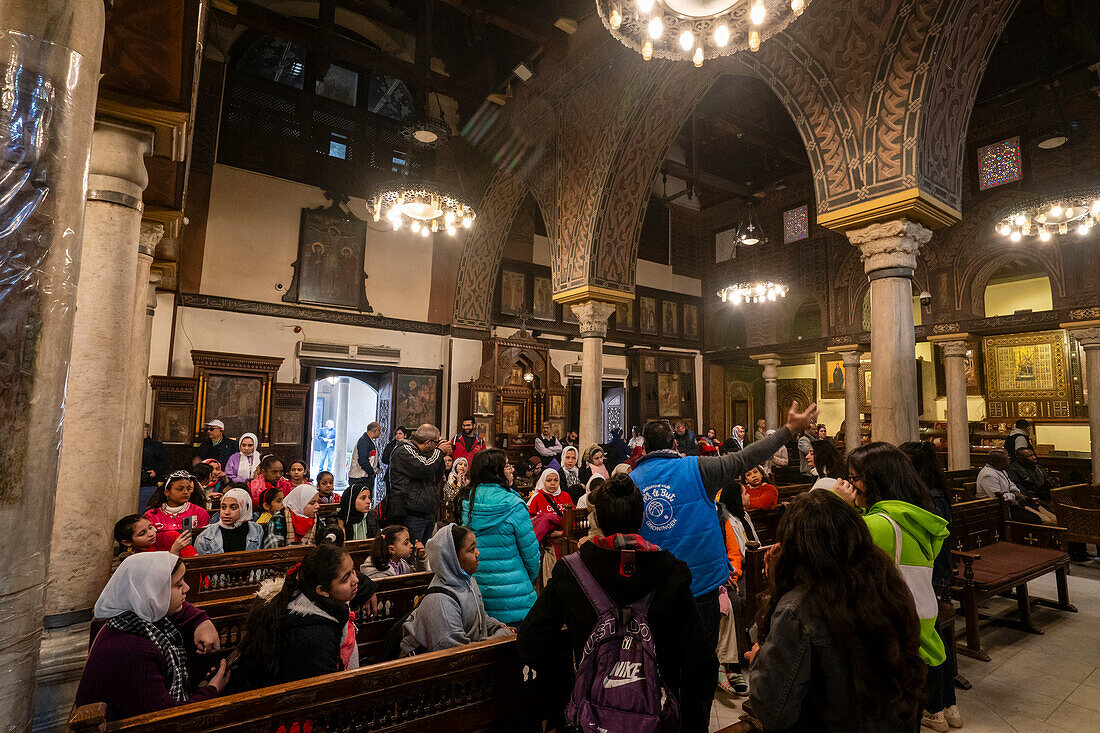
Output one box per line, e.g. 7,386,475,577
309,376,378,490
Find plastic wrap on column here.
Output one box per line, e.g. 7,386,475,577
0,8,103,727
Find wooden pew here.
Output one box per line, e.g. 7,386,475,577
747,506,784,545
776,483,811,503
1050,484,1100,547
561,507,589,541
949,498,1076,661
88,572,434,663
183,539,375,602
68,636,536,733
948,481,977,505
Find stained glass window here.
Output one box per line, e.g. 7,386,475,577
978,136,1022,191
783,205,809,244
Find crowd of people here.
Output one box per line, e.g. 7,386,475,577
80,407,1091,732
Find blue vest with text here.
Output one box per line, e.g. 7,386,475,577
631,452,728,597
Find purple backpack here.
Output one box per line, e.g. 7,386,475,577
563,554,680,732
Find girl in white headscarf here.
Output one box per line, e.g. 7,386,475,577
74,553,229,720
264,483,321,548
193,486,265,554
440,456,469,524
226,432,261,483
527,468,572,517
558,446,582,491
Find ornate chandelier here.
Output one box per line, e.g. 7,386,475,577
996,193,1100,243
719,281,788,305
596,0,811,66
367,179,475,237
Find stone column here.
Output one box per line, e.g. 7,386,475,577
753,355,781,429
829,346,864,454
36,121,154,730
930,336,972,470
847,219,931,446
1064,323,1100,483
571,301,616,449
117,223,165,520
0,3,104,729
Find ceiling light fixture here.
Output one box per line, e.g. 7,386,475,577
718,281,788,305
994,189,1100,243
596,0,814,65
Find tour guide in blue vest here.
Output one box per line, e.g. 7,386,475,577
630,401,818,645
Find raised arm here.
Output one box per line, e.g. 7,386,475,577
697,402,817,498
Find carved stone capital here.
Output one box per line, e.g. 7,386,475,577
86,120,154,206
571,300,616,338
840,349,863,367
756,357,781,380
846,218,932,275
938,340,971,358
138,221,165,258
1069,327,1100,350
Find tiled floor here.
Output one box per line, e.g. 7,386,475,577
709,560,1100,732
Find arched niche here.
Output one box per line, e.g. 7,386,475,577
980,256,1054,317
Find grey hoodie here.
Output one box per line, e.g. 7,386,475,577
399,524,512,655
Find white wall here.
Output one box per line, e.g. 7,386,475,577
202,164,436,322
531,234,702,296
170,306,445,382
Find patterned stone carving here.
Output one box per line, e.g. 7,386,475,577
1067,327,1100,350
139,221,164,257
847,219,932,274
939,340,971,358
571,301,616,339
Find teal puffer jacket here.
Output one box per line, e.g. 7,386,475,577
459,483,540,623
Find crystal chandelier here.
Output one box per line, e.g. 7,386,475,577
367,179,475,238
596,0,811,66
995,194,1100,243
719,281,788,305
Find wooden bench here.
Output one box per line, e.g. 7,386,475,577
1051,484,1100,547
183,539,375,602
948,481,977,505
747,506,784,545
776,483,811,503
88,571,434,664
68,636,535,732
949,498,1076,661
561,507,590,541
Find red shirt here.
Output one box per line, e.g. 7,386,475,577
745,483,779,511
452,433,486,463
527,490,573,518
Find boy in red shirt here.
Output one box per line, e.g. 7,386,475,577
742,465,778,510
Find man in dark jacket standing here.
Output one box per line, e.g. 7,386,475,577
387,424,452,543
194,418,238,466
349,421,381,490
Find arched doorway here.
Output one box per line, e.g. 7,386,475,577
309,376,378,490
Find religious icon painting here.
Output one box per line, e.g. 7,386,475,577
616,300,633,332
474,390,493,416
549,394,565,418
662,301,679,337
820,356,847,399
639,297,657,334
532,276,554,320
284,197,371,312
682,304,698,339
657,373,682,416
395,374,438,428
501,270,526,315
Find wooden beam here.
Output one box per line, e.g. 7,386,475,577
227,2,488,105
662,159,751,199
708,112,808,167
436,0,567,53
335,0,418,34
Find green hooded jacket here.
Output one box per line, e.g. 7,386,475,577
863,500,950,667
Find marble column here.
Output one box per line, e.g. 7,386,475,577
754,355,781,429
35,120,154,730
0,2,104,729
829,346,864,453
571,301,616,449
847,219,931,446
117,223,165,520
932,337,972,470
1064,324,1100,483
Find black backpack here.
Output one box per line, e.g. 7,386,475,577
1003,431,1033,459
379,586,459,660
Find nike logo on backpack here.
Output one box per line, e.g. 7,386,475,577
603,661,643,688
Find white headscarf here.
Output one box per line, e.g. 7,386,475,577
534,467,561,497
218,487,253,530
611,463,632,476
236,433,260,478
94,552,177,622
448,457,469,488
284,483,319,517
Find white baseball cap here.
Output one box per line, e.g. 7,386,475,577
205,419,225,429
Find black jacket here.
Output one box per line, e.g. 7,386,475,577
673,431,697,456
388,440,446,518
518,542,715,732
195,437,238,466
1007,459,1053,503
140,437,169,485
240,573,376,689
353,432,377,483
749,587,917,732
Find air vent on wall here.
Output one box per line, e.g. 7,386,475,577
297,341,401,364
564,363,630,381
